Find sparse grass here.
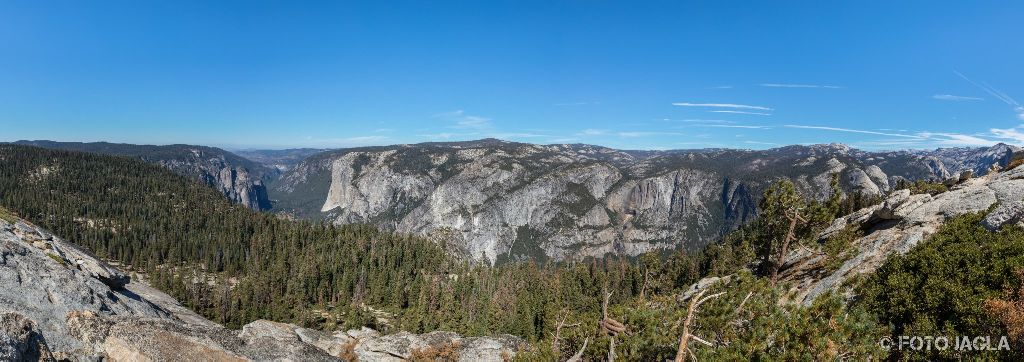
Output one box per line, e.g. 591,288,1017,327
895,179,948,196
822,226,862,272
336,339,359,362
1008,158,1024,171
409,340,461,362
46,253,68,266
0,206,16,223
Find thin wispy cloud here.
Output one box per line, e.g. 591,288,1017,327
577,128,608,136
708,110,772,116
783,125,922,139
702,124,772,129
488,132,550,138
849,139,929,149
744,140,779,145
787,124,1003,148
707,85,733,89
933,94,984,102
758,83,843,89
432,110,466,118
617,131,687,137
672,102,773,111
955,71,1024,120
989,127,1024,143
547,137,580,143
416,132,480,140
455,116,492,129
435,110,494,129
675,141,728,147
927,133,998,146
661,118,736,124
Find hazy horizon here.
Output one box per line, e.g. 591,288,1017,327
7,137,1017,153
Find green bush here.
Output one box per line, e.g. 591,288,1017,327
895,179,949,196
822,226,862,272
858,212,1024,360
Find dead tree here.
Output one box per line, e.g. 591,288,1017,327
675,288,725,362
565,337,589,362
551,309,580,358
599,290,626,361
769,208,807,286
639,269,652,299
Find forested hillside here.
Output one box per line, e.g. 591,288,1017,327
2,144,1022,360
11,140,275,210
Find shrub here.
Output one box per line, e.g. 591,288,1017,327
822,226,862,272
858,212,1024,360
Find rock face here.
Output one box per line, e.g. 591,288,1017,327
0,215,169,357
0,313,52,361
12,140,275,211
158,152,273,211
0,210,522,361
778,164,1024,306
982,200,1024,231
273,140,1013,264
919,143,1023,175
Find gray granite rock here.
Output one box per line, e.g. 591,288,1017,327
781,165,1024,306
982,200,1024,231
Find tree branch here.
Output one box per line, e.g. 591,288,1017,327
675,288,724,362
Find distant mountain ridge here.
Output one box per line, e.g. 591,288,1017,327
270,139,1020,264
233,148,332,172
11,140,276,211
11,138,1019,264
913,143,1022,175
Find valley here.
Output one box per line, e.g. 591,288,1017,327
16,139,1019,266
3,140,1024,360
4,2,1021,360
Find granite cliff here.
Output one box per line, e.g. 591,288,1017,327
270,139,1017,264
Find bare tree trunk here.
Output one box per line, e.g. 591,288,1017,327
565,338,589,362
770,210,805,286
551,309,579,358
639,270,651,299
675,288,725,362
599,289,626,361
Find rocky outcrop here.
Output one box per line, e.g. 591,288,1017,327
275,140,1009,264
778,165,1024,306
919,143,1022,175
154,151,273,211
0,313,53,361
982,200,1024,231
0,209,523,361
66,312,336,361
1,215,168,357
59,312,523,362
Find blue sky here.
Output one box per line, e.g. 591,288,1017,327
2,1,1023,150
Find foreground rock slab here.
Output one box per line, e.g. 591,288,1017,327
779,165,1024,305
1,211,523,361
